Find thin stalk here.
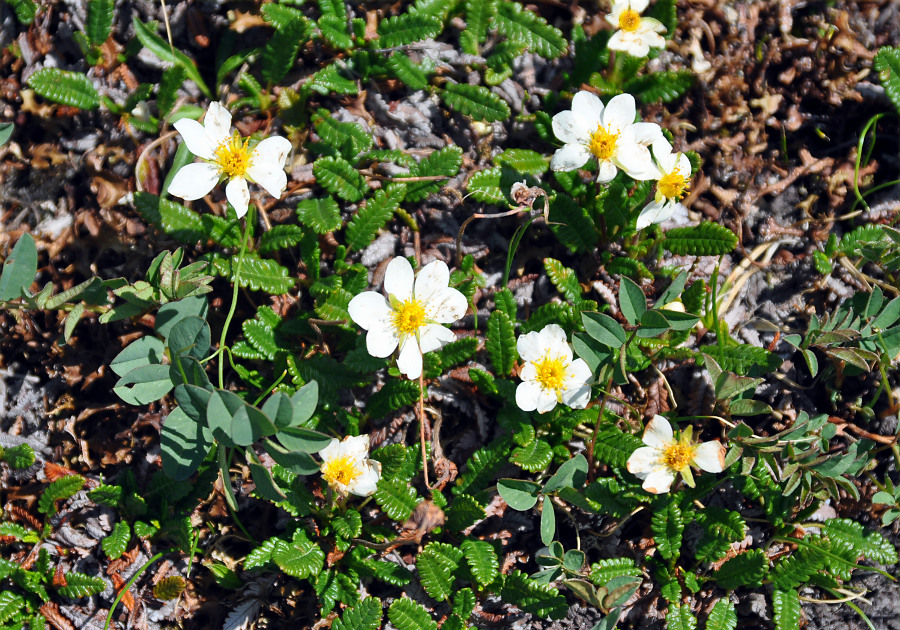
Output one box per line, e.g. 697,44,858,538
218,219,251,389
104,550,171,630
418,364,430,491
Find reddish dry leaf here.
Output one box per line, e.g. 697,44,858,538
40,602,75,630
110,571,136,612
52,565,67,588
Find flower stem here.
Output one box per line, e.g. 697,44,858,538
418,363,431,491
218,218,251,390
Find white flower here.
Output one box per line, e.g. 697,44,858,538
347,257,468,380
636,138,692,229
606,0,667,58
515,324,593,414
318,435,382,497
626,415,725,494
168,102,292,219
551,91,662,183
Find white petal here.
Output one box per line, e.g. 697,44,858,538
618,144,658,181
204,102,232,145
631,0,650,12
566,358,593,385
693,441,726,473
675,153,692,176
596,160,619,183
641,19,667,35
571,91,604,127
396,336,423,379
167,162,220,200
560,382,590,409
632,122,663,147
348,461,381,496
552,110,590,145
515,381,541,412
642,467,675,494
414,260,450,303
535,389,558,414
519,362,538,382
384,257,414,301
651,136,675,161
627,446,662,476
341,435,370,458
538,324,571,360
643,415,674,449
173,118,215,160
225,177,251,218
602,93,636,131
247,137,291,198
318,437,341,460
365,328,400,358
637,200,675,229
348,291,392,330
423,287,468,323
551,143,592,172
418,324,455,354
516,331,544,362
608,31,630,53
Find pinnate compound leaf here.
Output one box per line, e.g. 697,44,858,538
592,424,642,468
500,570,568,619
650,501,683,561
823,518,899,565
2,443,35,469
27,68,100,109
205,253,294,294
454,438,511,495
367,379,420,419
486,310,517,376
465,0,497,44
377,12,442,47
663,221,737,256
314,156,367,202
445,494,486,532
511,439,553,472
345,183,406,250
333,597,383,630
441,83,511,122
461,538,499,586
0,591,24,623
772,589,801,630
875,46,900,113
706,599,737,630
388,598,437,630
588,558,641,586
59,572,107,598
134,192,207,244
261,6,309,83
102,521,131,560
494,1,566,58
296,196,343,233
387,52,430,90
318,15,354,49
544,258,582,304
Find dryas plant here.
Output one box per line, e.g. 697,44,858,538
2,1,899,629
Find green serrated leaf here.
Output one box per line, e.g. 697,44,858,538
486,310,517,376
588,558,641,586
500,570,568,619
313,109,373,160
296,196,343,233
261,6,309,83
462,538,499,587
441,83,511,122
319,14,354,49
132,18,211,97
548,194,599,254
59,572,107,598
345,183,406,250
388,597,438,630
651,501,683,560
271,535,325,579
706,599,737,630
378,12,442,47
27,68,100,109
102,521,131,560
333,597,383,630
417,542,463,601
466,167,505,204
86,0,114,46
258,224,306,254
404,145,463,202
374,478,418,521
544,258,582,304
38,475,86,516
510,439,553,472
663,221,738,256
714,549,768,590
314,156,367,202
624,70,694,104
772,589,800,630
367,379,421,419
875,47,900,113
493,1,566,58
667,604,698,630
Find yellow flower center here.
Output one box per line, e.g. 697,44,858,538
392,299,426,335
662,443,693,471
534,356,567,393
322,455,361,487
618,8,642,32
214,132,252,178
657,169,690,202
588,124,619,161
